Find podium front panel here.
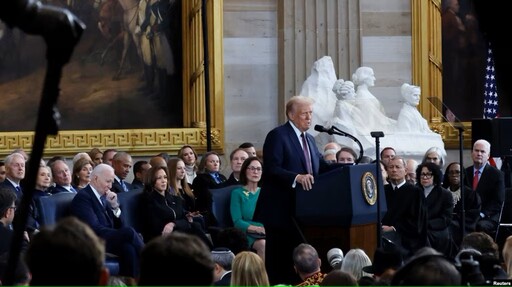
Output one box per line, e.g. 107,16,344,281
295,164,387,227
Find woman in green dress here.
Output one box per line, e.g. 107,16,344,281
230,156,265,261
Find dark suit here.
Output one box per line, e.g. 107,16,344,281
466,164,505,235
0,180,21,203
112,179,133,194
424,186,454,257
450,185,481,246
254,121,340,285
70,186,144,277
214,271,232,286
142,190,211,248
131,178,144,189
382,182,428,257
49,184,77,194
1,180,39,233
192,172,226,227
223,173,240,187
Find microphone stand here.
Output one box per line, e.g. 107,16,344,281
330,126,364,164
456,125,466,241
371,131,384,248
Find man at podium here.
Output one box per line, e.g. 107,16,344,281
254,96,341,285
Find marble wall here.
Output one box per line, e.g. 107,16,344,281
221,0,469,172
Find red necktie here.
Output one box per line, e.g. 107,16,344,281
473,170,479,190
301,133,313,174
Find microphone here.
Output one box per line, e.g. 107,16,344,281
327,248,344,269
314,124,333,135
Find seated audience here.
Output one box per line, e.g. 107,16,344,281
336,146,357,164
293,243,326,286
362,247,403,285
101,148,117,166
319,270,358,286
214,227,250,255
382,156,427,257
88,148,103,167
49,159,77,193
131,160,150,189
70,163,144,278
502,235,512,278
405,158,418,185
322,142,341,163
224,148,249,186
466,139,505,237
138,232,214,286
111,152,133,193
416,162,455,257
380,147,396,165
72,157,94,191
178,145,199,185
339,248,372,281
443,162,481,246
391,254,461,285
193,151,227,227
25,217,109,285
230,157,265,261
422,146,446,169
239,142,257,157
168,158,199,215
0,187,29,285
459,231,507,281
212,247,235,286
142,166,212,248
231,251,270,286
72,152,93,166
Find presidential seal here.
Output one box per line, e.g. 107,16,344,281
361,172,377,205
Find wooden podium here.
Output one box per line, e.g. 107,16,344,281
295,164,387,269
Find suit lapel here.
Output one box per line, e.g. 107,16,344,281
285,122,309,172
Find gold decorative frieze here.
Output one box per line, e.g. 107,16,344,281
0,128,223,158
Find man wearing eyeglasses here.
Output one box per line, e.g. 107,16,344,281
382,156,427,258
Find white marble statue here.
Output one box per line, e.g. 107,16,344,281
397,83,435,133
330,79,358,135
351,67,396,134
299,55,338,138
302,56,445,161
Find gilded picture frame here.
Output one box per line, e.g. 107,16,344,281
412,0,472,149
0,0,224,157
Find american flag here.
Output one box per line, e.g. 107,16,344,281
483,43,498,119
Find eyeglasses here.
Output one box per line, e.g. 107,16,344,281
8,206,16,211
420,172,433,179
247,166,262,172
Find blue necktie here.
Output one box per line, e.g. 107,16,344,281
212,173,221,184
15,186,22,197
69,186,77,193
120,180,128,192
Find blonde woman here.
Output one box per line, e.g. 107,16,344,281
231,251,269,286
503,236,512,278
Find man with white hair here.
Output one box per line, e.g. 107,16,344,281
0,153,25,201
466,139,505,236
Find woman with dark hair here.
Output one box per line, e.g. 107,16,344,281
230,156,265,261
142,166,211,248
71,158,94,190
192,151,227,227
416,162,455,257
443,162,481,246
